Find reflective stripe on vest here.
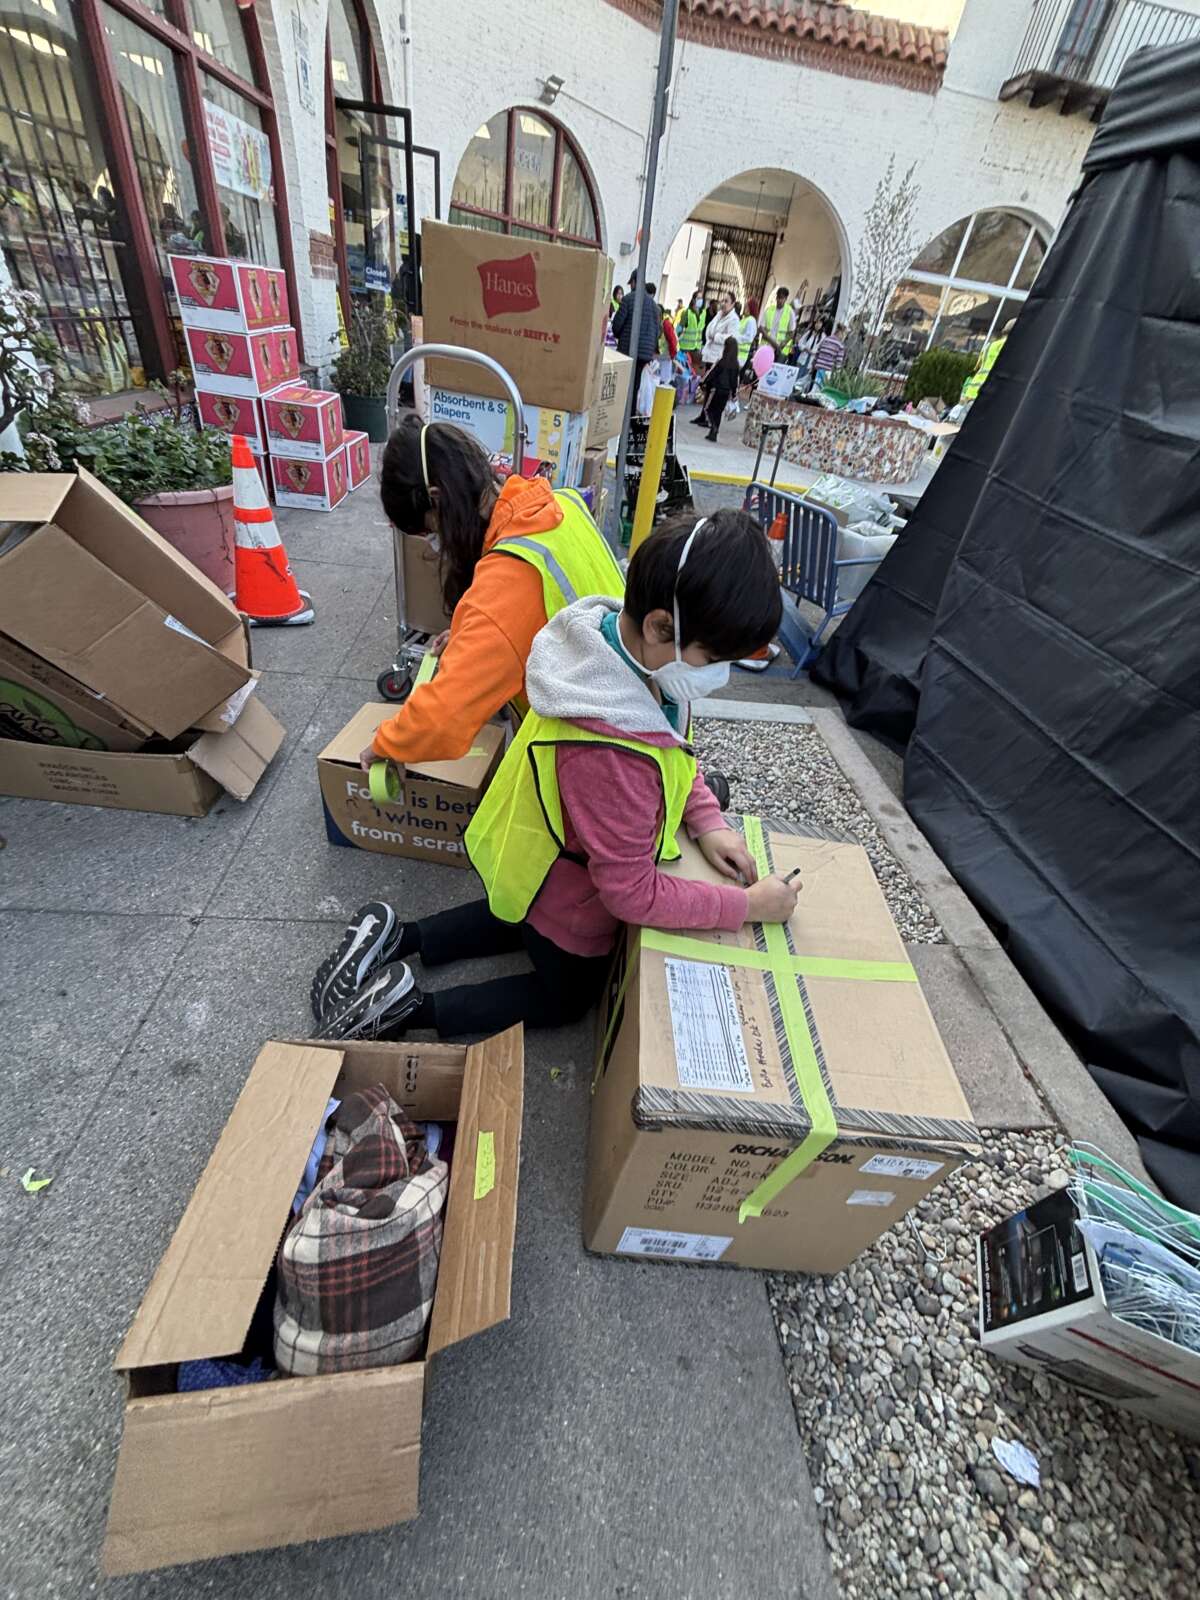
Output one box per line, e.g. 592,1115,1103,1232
677,308,703,353
465,707,696,923
492,490,625,620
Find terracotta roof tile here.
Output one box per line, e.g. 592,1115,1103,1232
688,0,948,71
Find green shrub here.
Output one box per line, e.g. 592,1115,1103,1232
74,408,232,501
904,347,977,407
330,296,394,399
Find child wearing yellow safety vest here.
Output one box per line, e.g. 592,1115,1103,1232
311,511,797,1041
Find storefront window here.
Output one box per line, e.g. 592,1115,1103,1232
189,0,254,81
202,77,279,266
0,0,144,392
450,107,600,246
328,0,366,100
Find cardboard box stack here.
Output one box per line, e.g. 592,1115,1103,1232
585,820,978,1273
420,221,617,491
0,471,284,814
171,253,363,514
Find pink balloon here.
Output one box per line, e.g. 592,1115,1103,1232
752,346,774,378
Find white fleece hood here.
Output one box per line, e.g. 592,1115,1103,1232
523,597,689,744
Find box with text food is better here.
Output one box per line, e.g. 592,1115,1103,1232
101,1029,523,1574
196,389,270,456
270,446,348,513
429,388,586,490
0,471,253,739
584,820,977,1274
318,702,503,868
422,220,611,413
186,325,299,397
263,384,345,461
169,254,289,333
344,428,372,490
977,1190,1200,1440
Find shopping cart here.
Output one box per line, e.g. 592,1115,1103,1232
374,344,528,701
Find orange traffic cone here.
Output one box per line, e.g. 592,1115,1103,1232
231,435,314,626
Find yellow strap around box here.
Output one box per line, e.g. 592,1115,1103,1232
641,930,917,984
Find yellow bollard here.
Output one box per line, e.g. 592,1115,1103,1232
629,381,676,557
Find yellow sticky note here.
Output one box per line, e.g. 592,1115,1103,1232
474,1130,495,1201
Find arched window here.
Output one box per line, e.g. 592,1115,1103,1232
449,108,600,247
877,209,1047,369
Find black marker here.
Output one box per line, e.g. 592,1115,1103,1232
783,867,803,885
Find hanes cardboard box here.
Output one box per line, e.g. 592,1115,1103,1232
102,1029,523,1574
585,821,978,1273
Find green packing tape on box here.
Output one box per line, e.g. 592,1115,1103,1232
413,649,438,689
368,759,401,804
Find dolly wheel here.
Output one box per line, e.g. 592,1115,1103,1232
376,668,412,703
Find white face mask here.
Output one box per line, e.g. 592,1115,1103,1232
630,519,731,705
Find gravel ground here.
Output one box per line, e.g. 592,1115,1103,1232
693,716,944,944
771,1133,1200,1600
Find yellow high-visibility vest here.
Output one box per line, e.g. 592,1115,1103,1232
962,336,1007,402
492,487,624,621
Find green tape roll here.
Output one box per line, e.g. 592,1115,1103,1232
369,760,401,803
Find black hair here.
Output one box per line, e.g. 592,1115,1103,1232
718,335,740,373
646,282,657,297
624,509,781,662
776,285,790,300
379,414,499,611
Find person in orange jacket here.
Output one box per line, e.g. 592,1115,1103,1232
363,415,614,769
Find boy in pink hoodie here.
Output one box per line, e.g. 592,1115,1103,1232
312,510,796,1039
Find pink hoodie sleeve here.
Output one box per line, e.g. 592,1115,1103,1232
556,743,748,932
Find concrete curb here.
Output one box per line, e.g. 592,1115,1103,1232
810,709,1154,1184
693,697,813,725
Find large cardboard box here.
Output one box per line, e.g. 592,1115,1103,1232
0,631,151,752
422,221,611,413
186,325,299,397
0,695,284,815
977,1190,1200,1440
318,703,503,867
399,530,453,634
584,823,977,1273
102,1029,523,1574
169,254,289,332
429,388,586,489
0,472,253,738
586,348,634,448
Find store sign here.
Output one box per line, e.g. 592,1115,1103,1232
203,99,271,202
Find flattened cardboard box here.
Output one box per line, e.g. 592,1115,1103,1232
978,1190,1200,1440
584,823,978,1274
102,1028,524,1574
0,695,284,815
0,471,253,738
318,702,503,867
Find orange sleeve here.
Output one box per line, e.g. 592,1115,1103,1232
371,552,546,764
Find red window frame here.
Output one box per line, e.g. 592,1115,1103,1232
77,0,302,378
324,0,383,325
450,107,601,248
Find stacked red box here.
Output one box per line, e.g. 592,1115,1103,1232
169,255,289,333
185,325,299,398
344,429,371,490
196,389,271,457
271,450,349,513
262,383,350,513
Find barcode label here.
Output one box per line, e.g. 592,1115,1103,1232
847,1189,896,1208
861,1154,945,1181
664,958,753,1093
616,1226,733,1262
1071,1252,1089,1293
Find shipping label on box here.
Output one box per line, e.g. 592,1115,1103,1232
169,255,289,332
263,384,345,461
187,326,299,397
196,390,268,455
584,820,977,1274
271,447,348,512
586,348,633,448
429,389,586,489
422,221,612,414
317,703,503,867
344,429,372,489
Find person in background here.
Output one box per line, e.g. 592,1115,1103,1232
960,317,1014,404
677,289,706,374
701,290,740,368
737,296,759,370
658,302,678,384
610,284,624,315
312,512,793,1042
672,298,684,325
694,335,741,442
611,277,665,406
794,317,823,387
813,321,848,386
762,286,797,362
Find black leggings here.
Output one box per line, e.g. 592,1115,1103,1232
409,898,611,1038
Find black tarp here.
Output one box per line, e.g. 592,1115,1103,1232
814,41,1200,1206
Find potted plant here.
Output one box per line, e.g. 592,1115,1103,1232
330,297,395,442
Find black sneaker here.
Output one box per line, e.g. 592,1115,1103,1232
310,901,403,1022
311,961,424,1042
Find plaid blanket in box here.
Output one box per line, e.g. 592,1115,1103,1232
274,1084,449,1375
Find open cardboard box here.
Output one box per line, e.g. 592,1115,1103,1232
584,822,978,1273
0,471,253,738
103,1028,523,1575
317,703,503,867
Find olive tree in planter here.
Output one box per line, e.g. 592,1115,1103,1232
330,297,396,441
